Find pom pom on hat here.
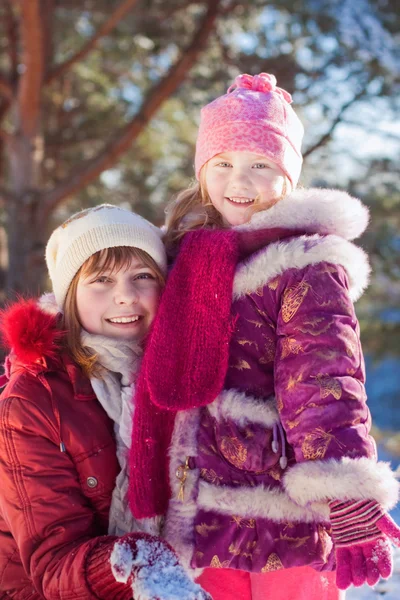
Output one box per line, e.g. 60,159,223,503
195,72,304,188
46,204,167,310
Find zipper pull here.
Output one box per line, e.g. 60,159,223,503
176,457,190,502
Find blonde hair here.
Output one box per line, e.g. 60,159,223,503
164,164,290,253
60,246,165,378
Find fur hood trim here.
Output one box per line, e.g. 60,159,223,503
0,298,63,364
236,187,369,241
233,234,370,301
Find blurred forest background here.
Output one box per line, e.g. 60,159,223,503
0,1,399,450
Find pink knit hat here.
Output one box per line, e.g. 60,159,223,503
195,73,304,188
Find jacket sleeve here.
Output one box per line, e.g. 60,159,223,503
0,390,132,600
272,261,399,509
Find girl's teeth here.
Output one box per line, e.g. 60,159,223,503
229,197,254,204
109,316,139,324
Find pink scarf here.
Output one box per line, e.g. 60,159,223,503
129,226,302,519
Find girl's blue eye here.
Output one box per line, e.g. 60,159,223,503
93,276,110,283
135,272,155,280
217,162,231,168
253,163,269,169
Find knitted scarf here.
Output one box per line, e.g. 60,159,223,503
129,226,302,519
81,332,162,536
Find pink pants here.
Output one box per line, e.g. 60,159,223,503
197,566,345,600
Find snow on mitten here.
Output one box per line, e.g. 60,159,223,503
111,535,212,600
330,499,400,590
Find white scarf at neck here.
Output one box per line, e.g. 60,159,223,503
80,331,162,536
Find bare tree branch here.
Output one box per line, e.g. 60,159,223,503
46,0,139,83
42,0,221,215
303,87,368,159
17,0,44,137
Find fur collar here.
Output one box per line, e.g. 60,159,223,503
236,187,369,241
233,234,370,301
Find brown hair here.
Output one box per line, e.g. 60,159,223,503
60,246,165,378
164,164,290,254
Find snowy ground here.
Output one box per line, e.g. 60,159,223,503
347,548,400,599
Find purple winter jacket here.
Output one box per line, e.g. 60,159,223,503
163,188,399,575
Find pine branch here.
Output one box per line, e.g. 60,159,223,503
42,0,221,215
46,0,139,83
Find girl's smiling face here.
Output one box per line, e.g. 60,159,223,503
204,151,287,226
76,255,161,342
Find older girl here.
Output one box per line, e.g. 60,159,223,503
0,204,210,600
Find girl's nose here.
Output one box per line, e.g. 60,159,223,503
230,168,251,189
114,281,139,304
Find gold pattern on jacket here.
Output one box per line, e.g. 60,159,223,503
246,318,263,328
313,373,342,399
274,533,310,548
259,336,275,364
267,464,282,480
237,338,259,351
195,521,222,537
231,515,256,529
268,276,280,290
232,358,252,371
281,281,311,322
261,553,284,572
200,468,224,485
220,437,247,467
302,427,344,460
210,555,230,568
294,319,333,336
340,328,359,359
229,541,257,559
285,370,305,392
281,337,304,359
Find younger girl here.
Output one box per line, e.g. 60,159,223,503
0,204,210,600
129,74,400,599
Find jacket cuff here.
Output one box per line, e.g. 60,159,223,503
85,537,132,600
283,457,399,510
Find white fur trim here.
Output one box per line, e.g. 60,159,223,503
237,187,369,241
207,390,279,428
164,408,202,575
233,234,370,301
283,457,400,511
198,481,329,523
38,292,60,315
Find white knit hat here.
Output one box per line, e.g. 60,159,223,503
46,204,167,309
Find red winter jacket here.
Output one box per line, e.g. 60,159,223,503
0,300,134,600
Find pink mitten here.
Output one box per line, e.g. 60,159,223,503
111,534,212,600
330,499,400,590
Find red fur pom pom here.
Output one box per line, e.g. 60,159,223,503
0,299,63,364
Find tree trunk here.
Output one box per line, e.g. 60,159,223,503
5,193,48,297
5,128,47,296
